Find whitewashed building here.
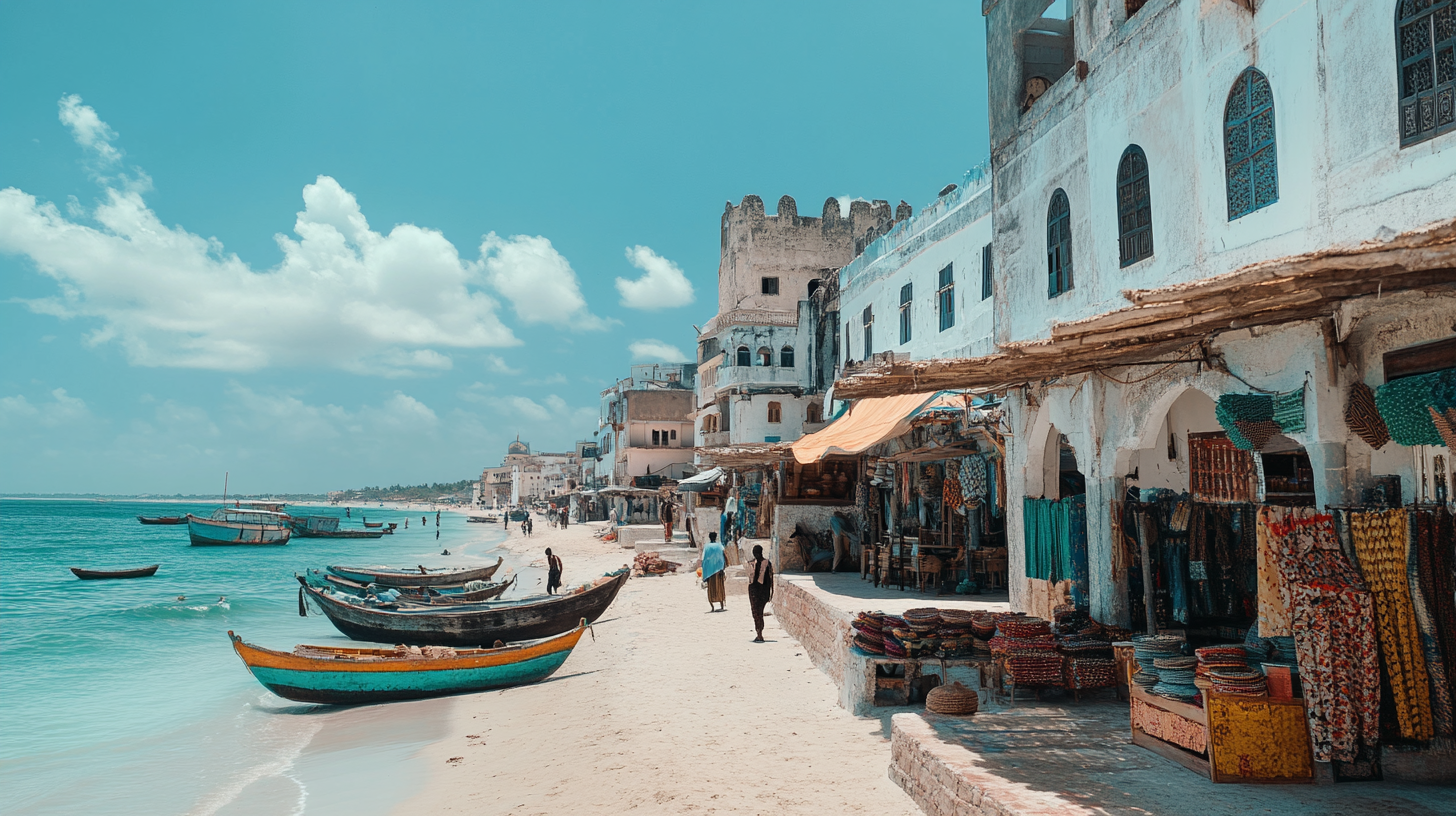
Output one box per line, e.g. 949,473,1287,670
596,363,697,485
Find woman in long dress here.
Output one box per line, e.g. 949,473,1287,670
702,533,726,612
747,544,774,642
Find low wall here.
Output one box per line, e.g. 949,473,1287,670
616,524,669,550
890,714,1065,816
772,574,857,709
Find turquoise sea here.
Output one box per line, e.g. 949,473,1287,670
0,499,521,815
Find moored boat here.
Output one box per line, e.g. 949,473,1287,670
298,569,628,646
70,564,161,580
289,516,341,536
310,570,516,602
137,516,186,525
303,529,386,539
327,557,503,587
186,508,292,546
228,620,590,704
362,521,384,529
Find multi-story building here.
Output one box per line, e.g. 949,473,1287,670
479,439,580,505
596,363,697,485
837,0,1456,633
696,195,897,450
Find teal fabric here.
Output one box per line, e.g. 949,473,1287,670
1023,495,1081,584
702,540,726,581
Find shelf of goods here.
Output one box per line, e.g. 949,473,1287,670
1129,684,1313,783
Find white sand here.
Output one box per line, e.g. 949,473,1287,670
396,520,919,815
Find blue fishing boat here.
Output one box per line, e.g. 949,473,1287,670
227,620,590,704
186,508,292,546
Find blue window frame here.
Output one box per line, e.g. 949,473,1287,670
1398,0,1455,146
1047,189,1073,297
1225,68,1279,220
937,265,955,331
981,244,993,300
862,305,873,358
899,283,913,345
1116,145,1153,267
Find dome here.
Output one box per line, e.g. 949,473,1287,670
507,440,530,455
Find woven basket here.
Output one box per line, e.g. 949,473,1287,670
926,681,980,716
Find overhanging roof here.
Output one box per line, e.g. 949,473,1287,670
790,392,941,464
835,218,1456,399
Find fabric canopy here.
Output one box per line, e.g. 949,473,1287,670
790,391,940,464
676,467,724,492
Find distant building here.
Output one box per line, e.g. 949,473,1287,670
597,363,697,485
479,438,580,505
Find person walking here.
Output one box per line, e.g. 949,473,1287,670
561,508,568,529
660,501,674,543
524,515,533,537
545,548,563,595
747,544,774,642
702,532,726,612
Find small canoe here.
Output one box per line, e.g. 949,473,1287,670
71,564,160,580
328,557,503,587
314,571,516,603
228,620,590,704
137,516,186,525
362,522,384,528
302,529,386,539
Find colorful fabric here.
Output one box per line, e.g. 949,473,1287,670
701,540,726,582
1132,697,1208,753
961,456,988,499
1263,506,1381,763
1350,508,1433,742
1409,510,1453,737
1256,510,1292,637
1414,509,1456,723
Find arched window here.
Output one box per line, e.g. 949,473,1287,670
1397,0,1455,147
736,346,750,367
1225,68,1279,220
806,403,822,423
1116,145,1154,267
1047,189,1073,297
756,347,772,366
780,345,795,368
767,401,782,423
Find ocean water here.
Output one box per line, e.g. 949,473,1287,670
0,499,521,815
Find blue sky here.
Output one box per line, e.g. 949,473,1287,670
0,2,990,494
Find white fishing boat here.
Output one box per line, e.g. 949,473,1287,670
186,508,292,546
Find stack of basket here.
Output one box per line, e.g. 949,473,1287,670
1210,668,1268,697
925,681,980,716
1151,655,1200,701
937,609,977,658
899,608,942,658
970,612,997,655
881,615,909,658
1194,646,1250,694
1131,634,1183,690
1058,635,1116,691
851,612,885,654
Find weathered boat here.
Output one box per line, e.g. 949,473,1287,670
309,570,516,603
137,516,186,525
228,620,589,704
305,528,386,539
362,521,384,529
186,508,292,546
289,515,340,536
298,569,628,646
71,564,160,580
327,557,503,587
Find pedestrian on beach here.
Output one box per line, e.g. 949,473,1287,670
525,516,533,537
747,544,774,642
436,511,440,527
423,516,428,525
660,501,674,543
702,532,726,612
560,509,568,529
545,547,563,595
405,519,408,529
436,529,440,540
346,507,351,518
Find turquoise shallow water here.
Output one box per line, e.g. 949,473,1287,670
0,499,516,815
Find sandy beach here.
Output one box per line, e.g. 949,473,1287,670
396,518,918,815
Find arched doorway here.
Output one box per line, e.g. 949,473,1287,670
1024,424,1090,614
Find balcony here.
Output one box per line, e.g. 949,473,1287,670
715,364,804,390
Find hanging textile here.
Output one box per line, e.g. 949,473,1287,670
1410,509,1455,737
1022,495,1081,593
1256,510,1293,637
1415,509,1456,710
1374,367,1456,446
1263,506,1381,764
961,455,988,500
1023,497,1060,582
1067,494,1089,609
1350,508,1434,741
1345,382,1392,449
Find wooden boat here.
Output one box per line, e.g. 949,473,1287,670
137,516,186,525
362,521,384,529
289,516,341,536
228,620,589,704
328,557,503,587
71,564,160,580
187,508,292,546
298,569,628,646
312,571,516,603
304,529,386,539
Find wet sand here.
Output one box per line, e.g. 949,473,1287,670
396,519,918,815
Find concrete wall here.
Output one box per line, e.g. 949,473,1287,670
985,0,1456,349
625,389,694,422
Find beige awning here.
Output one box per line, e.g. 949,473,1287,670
790,392,941,464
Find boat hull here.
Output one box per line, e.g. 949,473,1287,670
297,529,385,539
302,571,628,646
137,516,186,525
315,572,515,603
328,557,502,587
187,514,291,546
229,625,586,704
71,565,160,580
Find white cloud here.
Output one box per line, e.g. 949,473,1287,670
0,388,92,427
615,245,694,310
835,196,867,218
524,372,567,386
0,96,535,377
484,354,521,375
629,339,688,362
485,393,595,427
223,383,436,440
481,233,611,331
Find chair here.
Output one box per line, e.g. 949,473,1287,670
917,554,943,594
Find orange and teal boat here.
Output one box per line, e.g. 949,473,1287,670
228,621,589,704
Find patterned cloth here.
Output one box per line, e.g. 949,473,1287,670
1350,508,1433,742
1262,506,1381,763
1409,509,1454,737
961,456,987,501
1256,510,1293,637
1132,697,1208,753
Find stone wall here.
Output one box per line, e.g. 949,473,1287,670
889,713,1051,816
